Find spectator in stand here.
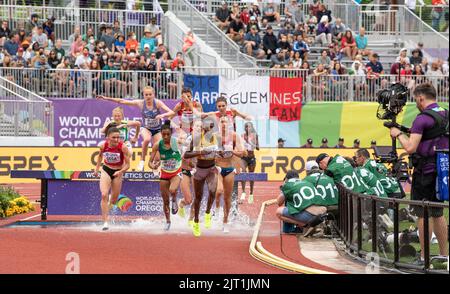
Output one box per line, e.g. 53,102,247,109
355,27,371,57
82,27,94,42
227,14,245,43
366,53,384,75
293,35,310,62
316,3,332,24
68,26,81,46
171,52,185,71
315,16,332,46
320,138,329,148
47,49,60,68
113,20,124,38
413,64,425,76
390,57,407,75
340,29,357,60
43,16,55,43
244,25,265,59
240,6,251,26
34,53,51,70
155,43,171,60
144,18,162,46
271,48,290,68
426,60,444,89
87,35,96,55
396,48,410,64
313,64,328,101
335,138,346,148
350,60,368,99
70,34,84,58
246,16,261,33
126,31,139,54
113,34,126,57
330,18,346,42
292,51,302,68
182,30,195,65
328,43,341,61
305,10,318,34
101,25,115,51
285,0,304,25
278,35,292,54
230,2,241,22
262,1,281,28
410,48,423,66
75,47,92,69
301,138,314,148
278,138,286,148
309,0,321,18
214,1,231,31
431,0,447,31
249,2,262,21
13,47,26,66
26,13,40,35
0,21,11,46
4,33,20,56
278,22,294,40
33,26,48,49
301,61,311,73
263,25,278,59
140,28,157,54
330,62,347,100
316,50,331,69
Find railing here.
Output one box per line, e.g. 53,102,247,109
1,67,448,103
0,4,163,44
0,67,182,100
168,0,257,68
0,76,53,137
335,183,449,273
163,13,218,68
3,0,159,10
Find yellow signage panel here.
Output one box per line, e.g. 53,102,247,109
0,147,408,183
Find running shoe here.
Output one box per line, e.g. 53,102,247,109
192,222,201,237
137,160,145,172
178,202,185,218
204,212,212,228
188,219,194,228
164,222,171,231
239,192,246,203
171,199,179,215
223,223,230,234
248,194,254,204
102,222,109,231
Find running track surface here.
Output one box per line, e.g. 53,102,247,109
0,182,342,274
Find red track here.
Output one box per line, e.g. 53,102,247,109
0,182,342,274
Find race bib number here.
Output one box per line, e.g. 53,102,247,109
162,159,178,172
145,117,160,129
103,152,121,164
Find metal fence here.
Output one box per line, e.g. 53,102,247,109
168,0,257,68
2,0,159,10
335,183,449,273
0,76,53,137
2,67,447,102
0,4,163,44
0,67,183,100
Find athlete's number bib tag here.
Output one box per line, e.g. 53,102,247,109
162,159,178,172
104,152,121,164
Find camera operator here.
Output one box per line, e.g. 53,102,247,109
389,83,448,261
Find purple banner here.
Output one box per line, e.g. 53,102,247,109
48,180,163,216
51,99,178,147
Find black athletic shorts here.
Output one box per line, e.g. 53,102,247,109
103,165,121,180
182,169,192,177
410,171,443,218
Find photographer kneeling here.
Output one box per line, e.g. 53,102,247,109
389,83,448,262
276,170,328,233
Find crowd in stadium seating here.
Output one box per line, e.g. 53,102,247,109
0,13,182,98
209,1,448,100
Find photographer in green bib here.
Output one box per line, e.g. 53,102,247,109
315,153,368,194
354,148,404,199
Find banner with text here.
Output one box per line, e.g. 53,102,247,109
51,99,177,147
